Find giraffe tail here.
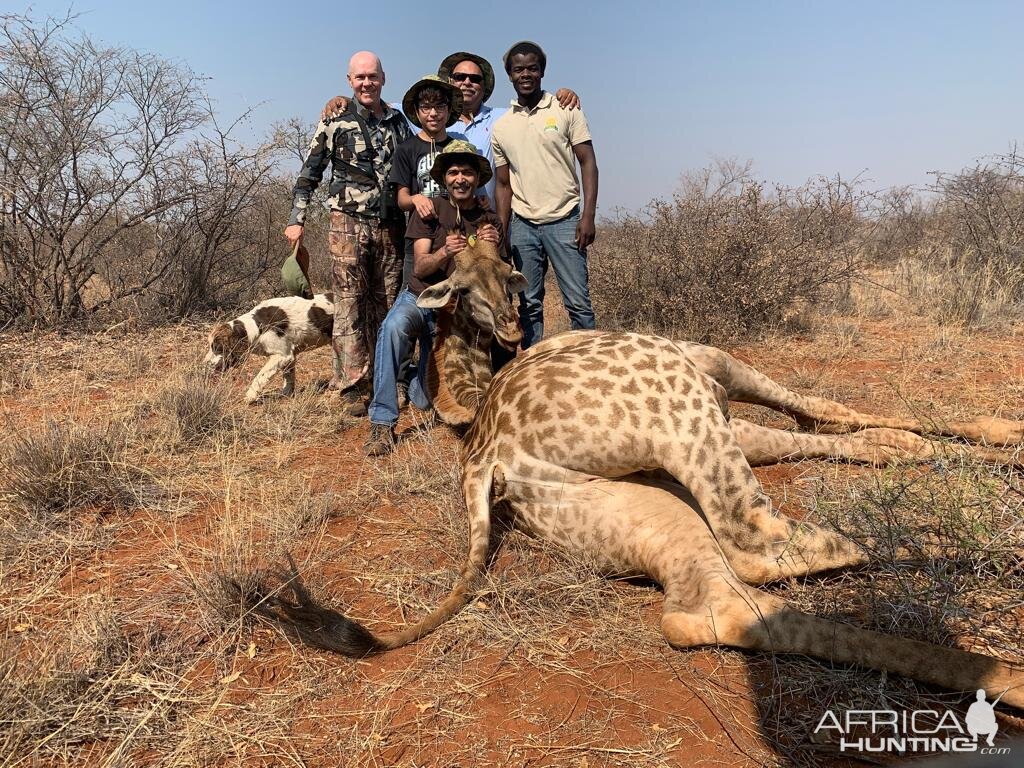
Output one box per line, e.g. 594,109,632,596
232,467,497,657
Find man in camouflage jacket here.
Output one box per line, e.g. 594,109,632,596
283,51,412,415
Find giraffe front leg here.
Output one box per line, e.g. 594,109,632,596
659,561,770,651
662,573,1024,710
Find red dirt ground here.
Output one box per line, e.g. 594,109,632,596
2,307,1022,767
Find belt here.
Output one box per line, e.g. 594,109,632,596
332,209,381,224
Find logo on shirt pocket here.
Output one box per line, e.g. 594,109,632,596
543,117,558,133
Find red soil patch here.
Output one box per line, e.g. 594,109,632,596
3,316,1022,766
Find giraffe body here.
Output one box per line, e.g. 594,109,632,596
248,242,1024,708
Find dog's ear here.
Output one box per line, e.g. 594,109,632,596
228,320,251,356
210,323,233,352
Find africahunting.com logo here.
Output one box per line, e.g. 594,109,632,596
815,689,1010,755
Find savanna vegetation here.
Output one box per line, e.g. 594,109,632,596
2,11,1022,768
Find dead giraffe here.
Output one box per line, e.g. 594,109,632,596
247,241,1024,707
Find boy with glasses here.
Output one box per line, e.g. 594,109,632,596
388,74,464,273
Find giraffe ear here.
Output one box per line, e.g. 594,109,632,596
507,270,528,294
416,280,455,309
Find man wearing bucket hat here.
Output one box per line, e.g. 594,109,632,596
283,51,412,417
492,40,599,349
364,140,506,456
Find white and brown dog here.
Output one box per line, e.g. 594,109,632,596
204,294,334,404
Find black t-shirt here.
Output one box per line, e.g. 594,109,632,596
405,199,505,296
387,134,454,198
389,135,455,289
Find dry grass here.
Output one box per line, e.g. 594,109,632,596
745,452,1024,763
0,304,1022,766
892,256,1024,330
146,372,236,449
1,420,150,522
792,455,1024,651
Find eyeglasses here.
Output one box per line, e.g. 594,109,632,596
451,72,484,84
417,102,449,113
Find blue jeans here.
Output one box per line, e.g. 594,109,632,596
368,289,434,426
510,206,596,349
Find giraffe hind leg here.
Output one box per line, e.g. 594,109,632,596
682,342,1024,446
730,418,1022,469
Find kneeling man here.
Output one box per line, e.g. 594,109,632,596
365,140,505,456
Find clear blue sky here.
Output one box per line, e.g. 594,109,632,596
16,1,1024,213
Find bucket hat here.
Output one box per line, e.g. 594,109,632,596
401,75,463,128
429,139,492,188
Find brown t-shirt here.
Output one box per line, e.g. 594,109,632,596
405,199,505,295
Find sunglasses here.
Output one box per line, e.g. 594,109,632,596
451,72,484,84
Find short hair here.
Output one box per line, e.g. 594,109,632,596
504,42,546,74
416,85,448,107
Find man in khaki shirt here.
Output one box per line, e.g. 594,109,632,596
492,41,599,349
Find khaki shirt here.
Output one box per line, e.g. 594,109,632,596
491,91,592,224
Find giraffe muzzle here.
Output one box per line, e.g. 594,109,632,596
494,317,522,350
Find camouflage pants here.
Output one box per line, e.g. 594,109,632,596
328,212,403,391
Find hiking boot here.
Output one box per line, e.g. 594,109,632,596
339,387,368,417
364,423,396,456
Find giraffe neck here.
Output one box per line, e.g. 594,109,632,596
427,309,494,426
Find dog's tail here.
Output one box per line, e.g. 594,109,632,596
234,465,496,656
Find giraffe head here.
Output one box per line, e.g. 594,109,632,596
416,240,527,350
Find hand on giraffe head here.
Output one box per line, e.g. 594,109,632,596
475,223,499,244
444,231,468,258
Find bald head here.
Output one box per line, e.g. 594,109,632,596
348,51,382,77
347,51,385,113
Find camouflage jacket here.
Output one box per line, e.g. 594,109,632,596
288,101,412,225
